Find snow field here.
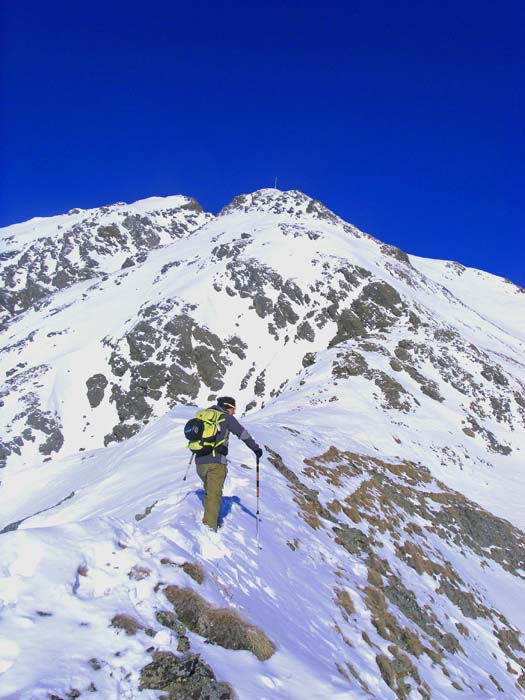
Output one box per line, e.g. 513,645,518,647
1,189,525,698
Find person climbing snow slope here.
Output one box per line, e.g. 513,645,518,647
194,396,262,530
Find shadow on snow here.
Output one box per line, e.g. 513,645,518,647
195,489,257,527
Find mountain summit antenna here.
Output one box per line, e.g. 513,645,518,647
274,177,278,189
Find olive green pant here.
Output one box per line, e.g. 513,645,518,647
196,462,227,530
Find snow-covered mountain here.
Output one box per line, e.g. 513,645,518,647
1,189,524,699
0,195,209,331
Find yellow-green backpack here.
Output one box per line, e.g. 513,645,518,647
183,408,226,456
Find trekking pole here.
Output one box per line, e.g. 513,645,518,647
256,455,261,546
183,452,194,482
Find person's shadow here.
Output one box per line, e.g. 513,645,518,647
195,489,257,528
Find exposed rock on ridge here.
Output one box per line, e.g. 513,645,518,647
0,189,523,537
0,196,209,329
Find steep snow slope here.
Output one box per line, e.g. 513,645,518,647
1,188,524,699
0,405,524,699
1,189,524,525
410,256,525,343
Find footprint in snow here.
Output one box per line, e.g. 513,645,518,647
196,525,229,561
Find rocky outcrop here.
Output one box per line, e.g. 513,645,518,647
1,187,523,477
297,447,525,696
86,374,108,408
140,652,233,699
102,300,247,443
0,196,209,328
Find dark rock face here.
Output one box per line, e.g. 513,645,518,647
121,257,135,269
331,351,417,413
104,422,141,446
127,321,160,362
0,442,13,469
350,281,406,334
380,243,412,265
332,351,369,378
433,501,525,576
122,215,160,249
334,525,372,555
167,364,200,400
329,310,367,347
25,410,64,455
253,294,273,318
97,223,125,245
370,371,414,412
140,651,233,699
2,188,522,478
384,575,461,654
193,346,222,391
1,280,50,325
302,352,316,368
222,258,308,339
295,320,315,342
0,197,208,328
325,274,409,348
103,303,238,444
254,370,266,397
361,281,403,310
240,364,256,390
86,374,109,408
229,336,247,359
0,364,62,465
274,294,299,327
221,189,313,218
110,384,151,423
481,363,509,387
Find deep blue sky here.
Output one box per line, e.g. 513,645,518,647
1,1,523,285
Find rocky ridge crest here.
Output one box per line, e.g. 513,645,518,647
0,189,524,523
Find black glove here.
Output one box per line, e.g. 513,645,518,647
254,447,263,459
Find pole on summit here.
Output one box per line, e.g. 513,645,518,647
256,455,261,546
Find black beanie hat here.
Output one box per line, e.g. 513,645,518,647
217,396,236,409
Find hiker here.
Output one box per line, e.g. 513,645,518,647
194,396,262,531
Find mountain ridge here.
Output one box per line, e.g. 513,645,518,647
0,188,524,699
1,189,524,524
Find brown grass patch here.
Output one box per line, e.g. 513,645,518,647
181,561,205,584
335,588,356,618
164,586,275,661
110,613,143,635
456,622,470,637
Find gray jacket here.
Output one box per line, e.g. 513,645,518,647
195,405,260,466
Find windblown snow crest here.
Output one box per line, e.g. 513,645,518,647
0,189,524,699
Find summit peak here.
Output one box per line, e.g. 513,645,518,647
218,188,339,223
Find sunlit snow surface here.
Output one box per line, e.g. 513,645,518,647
1,409,524,699
0,412,355,699
1,190,524,698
